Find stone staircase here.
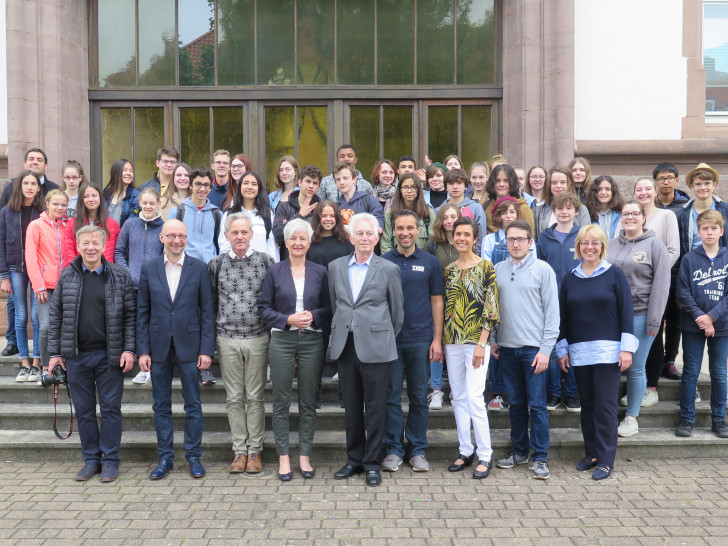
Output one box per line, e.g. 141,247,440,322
0,355,724,463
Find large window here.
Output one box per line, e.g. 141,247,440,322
95,0,496,87
704,1,728,113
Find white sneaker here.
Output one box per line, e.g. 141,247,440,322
618,416,639,437
331,372,339,382
641,389,658,407
132,371,150,385
27,366,42,383
15,366,30,382
619,394,628,406
428,390,444,410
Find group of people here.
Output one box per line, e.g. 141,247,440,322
3,144,727,485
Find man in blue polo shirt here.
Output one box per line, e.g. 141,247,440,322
381,209,444,472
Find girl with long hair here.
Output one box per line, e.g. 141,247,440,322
523,165,548,208
103,159,139,227
371,159,397,211
380,173,435,253
533,167,591,240
60,160,87,218
222,154,253,211
482,164,535,234
568,157,593,203
585,175,624,239
160,163,192,220
63,183,120,267
269,155,300,211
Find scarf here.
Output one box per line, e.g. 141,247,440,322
376,184,396,203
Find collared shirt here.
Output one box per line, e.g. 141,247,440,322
228,247,254,260
164,252,185,301
81,262,104,275
348,252,373,302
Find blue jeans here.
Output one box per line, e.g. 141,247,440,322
5,294,16,345
66,350,124,466
680,331,728,424
547,348,577,397
430,360,443,390
151,342,203,463
384,341,430,458
10,271,39,359
489,354,505,393
499,346,550,461
626,314,655,418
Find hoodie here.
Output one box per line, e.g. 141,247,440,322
168,197,220,263
337,190,385,228
272,189,322,243
677,245,728,336
24,211,67,292
114,213,164,285
533,202,592,241
606,229,671,332
317,170,373,202
677,197,728,258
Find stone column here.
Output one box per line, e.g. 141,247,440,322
502,0,575,169
6,0,89,180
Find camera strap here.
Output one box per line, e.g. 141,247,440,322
52,383,74,440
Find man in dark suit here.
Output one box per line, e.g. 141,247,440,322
137,219,215,480
328,212,404,486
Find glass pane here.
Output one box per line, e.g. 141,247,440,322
138,0,176,85
457,0,496,85
427,106,458,164
180,108,211,169
98,0,136,87
265,107,295,192
377,0,415,85
461,106,491,167
337,0,375,84
258,0,295,85
704,4,728,112
350,107,380,178
417,0,454,84
179,0,215,86
297,4,335,84
101,109,132,185
217,0,255,85
383,106,413,165
134,108,166,184
297,106,328,172
213,107,244,154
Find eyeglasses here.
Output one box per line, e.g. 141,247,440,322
230,164,245,170
506,237,529,245
159,159,177,165
655,176,676,183
400,185,418,191
193,182,211,189
162,234,187,241
63,176,82,181
579,241,602,247
214,161,230,167
621,211,644,218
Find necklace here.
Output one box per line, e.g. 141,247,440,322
291,265,306,277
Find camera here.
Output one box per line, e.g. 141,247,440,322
40,366,67,387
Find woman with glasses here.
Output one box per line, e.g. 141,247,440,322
60,160,87,218
557,225,637,480
523,166,548,209
103,159,139,228
380,173,435,254
607,200,670,438
63,183,120,267
25,189,69,384
222,154,253,211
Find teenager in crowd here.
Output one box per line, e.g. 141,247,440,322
444,155,463,171
273,165,322,259
469,162,489,203
334,161,384,228
371,159,398,212
568,157,593,203
381,173,435,253
481,196,535,266
481,164,534,235
160,163,191,220
269,155,300,212
222,154,253,211
103,159,139,228
63,183,120,267
439,169,487,255
60,160,86,218
533,167,591,240
424,163,449,209
585,175,624,239
523,166,548,209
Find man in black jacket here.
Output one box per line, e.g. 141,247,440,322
48,226,136,483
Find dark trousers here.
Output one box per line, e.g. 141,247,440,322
66,350,124,466
338,334,391,471
151,341,202,463
645,281,681,388
5,294,16,345
573,363,621,468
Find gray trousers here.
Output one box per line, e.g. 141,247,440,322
37,289,53,367
268,330,323,456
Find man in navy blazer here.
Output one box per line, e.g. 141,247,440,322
137,219,215,480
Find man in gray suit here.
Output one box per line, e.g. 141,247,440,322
328,213,404,486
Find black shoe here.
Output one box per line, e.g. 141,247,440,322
564,395,581,413
2,343,18,356
472,460,491,479
575,457,598,472
712,421,728,438
75,461,101,481
675,420,693,437
546,395,562,411
300,467,316,479
99,463,119,483
277,471,293,482
188,457,206,478
365,470,381,486
199,369,216,385
661,362,682,380
338,399,345,408
149,459,174,480
448,453,475,472
334,464,364,479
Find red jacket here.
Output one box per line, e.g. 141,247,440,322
62,217,120,268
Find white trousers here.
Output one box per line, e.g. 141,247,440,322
444,343,492,462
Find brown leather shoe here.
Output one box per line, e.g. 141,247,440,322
246,452,262,473
229,453,247,473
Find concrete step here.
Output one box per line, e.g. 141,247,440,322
2,426,726,464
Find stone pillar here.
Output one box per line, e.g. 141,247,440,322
502,0,575,169
6,0,89,181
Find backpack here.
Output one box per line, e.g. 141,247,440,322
176,204,222,254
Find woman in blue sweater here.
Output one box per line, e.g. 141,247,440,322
557,224,638,480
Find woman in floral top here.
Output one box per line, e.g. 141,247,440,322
443,217,499,479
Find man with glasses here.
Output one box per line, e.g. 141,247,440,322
492,219,559,480
654,162,689,214
208,149,232,208
168,167,222,264
137,219,215,480
140,147,180,195
1,148,59,357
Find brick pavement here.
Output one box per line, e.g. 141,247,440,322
0,458,727,544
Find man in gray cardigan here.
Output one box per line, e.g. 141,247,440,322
491,219,560,480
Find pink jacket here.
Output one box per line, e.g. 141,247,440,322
25,212,67,292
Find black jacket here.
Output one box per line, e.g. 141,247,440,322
272,190,321,243
0,206,41,276
48,255,136,364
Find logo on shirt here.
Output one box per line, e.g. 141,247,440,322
340,208,355,224
633,251,648,263
411,265,424,272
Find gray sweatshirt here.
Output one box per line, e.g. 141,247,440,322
493,252,560,355
606,228,671,332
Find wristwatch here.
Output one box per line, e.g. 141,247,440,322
477,342,487,349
